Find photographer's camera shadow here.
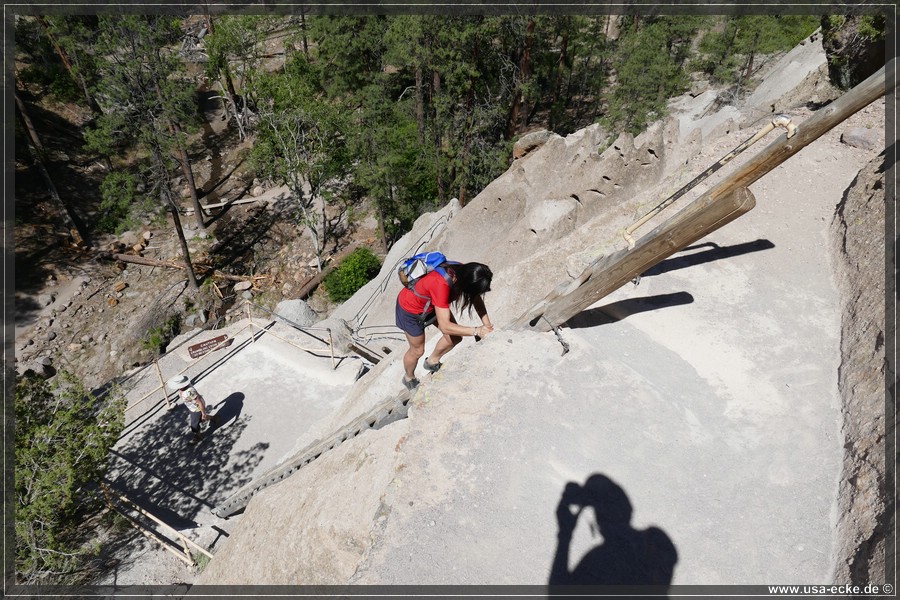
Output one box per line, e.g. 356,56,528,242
549,474,678,592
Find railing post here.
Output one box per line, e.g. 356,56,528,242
178,536,192,563
328,329,336,370
154,360,172,409
246,301,254,343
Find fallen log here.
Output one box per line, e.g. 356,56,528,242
513,187,756,331
105,253,271,284
295,242,364,299
108,253,182,270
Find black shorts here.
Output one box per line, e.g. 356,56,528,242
396,301,436,337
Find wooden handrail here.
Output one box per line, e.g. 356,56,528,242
512,59,894,333
101,483,213,565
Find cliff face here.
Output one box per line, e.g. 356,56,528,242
829,152,889,584
196,35,889,586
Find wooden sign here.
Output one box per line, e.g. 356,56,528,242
188,334,234,359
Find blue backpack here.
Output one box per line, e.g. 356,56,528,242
398,252,457,321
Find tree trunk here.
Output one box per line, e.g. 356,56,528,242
457,117,473,205
35,16,100,115
36,16,72,72
216,78,246,141
506,18,536,139
155,84,205,230
378,186,389,252
432,70,445,204
513,187,756,331
457,37,480,206
173,126,206,230
741,35,759,88
415,65,425,144
167,200,199,290
300,9,309,56
14,89,87,245
519,18,536,133
549,24,570,131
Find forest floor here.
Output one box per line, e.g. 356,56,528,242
13,82,383,392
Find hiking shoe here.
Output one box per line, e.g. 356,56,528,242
423,359,442,373
402,376,420,391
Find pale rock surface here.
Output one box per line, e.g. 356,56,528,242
274,298,320,328
139,32,885,588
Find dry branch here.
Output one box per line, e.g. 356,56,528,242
106,253,272,284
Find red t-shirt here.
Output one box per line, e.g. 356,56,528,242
398,269,451,314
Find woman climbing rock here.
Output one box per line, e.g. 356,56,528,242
395,257,494,390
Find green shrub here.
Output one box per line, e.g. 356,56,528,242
323,247,382,303
15,370,125,584
97,170,140,234
141,315,181,354
18,62,81,103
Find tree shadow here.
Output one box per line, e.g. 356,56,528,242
566,292,694,328
640,239,775,279
104,389,266,525
15,96,102,225
202,180,254,229
194,103,249,206
204,201,289,278
549,474,677,595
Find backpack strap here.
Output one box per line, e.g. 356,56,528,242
409,264,453,317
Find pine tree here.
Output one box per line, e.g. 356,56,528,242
249,53,351,271
203,15,277,140
15,371,125,584
84,14,204,287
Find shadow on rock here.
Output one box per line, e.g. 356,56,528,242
209,391,245,427
642,238,775,278
549,474,677,594
567,292,694,328
105,389,266,523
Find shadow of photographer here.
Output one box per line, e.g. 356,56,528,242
549,474,677,593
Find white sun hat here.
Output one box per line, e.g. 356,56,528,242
167,375,190,390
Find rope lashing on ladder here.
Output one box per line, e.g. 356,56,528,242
622,114,797,250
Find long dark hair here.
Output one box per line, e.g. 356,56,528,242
448,262,492,315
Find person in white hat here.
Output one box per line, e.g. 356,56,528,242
167,375,210,443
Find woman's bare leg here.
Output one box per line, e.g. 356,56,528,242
427,312,462,366
403,331,426,380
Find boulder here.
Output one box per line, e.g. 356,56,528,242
513,129,559,159
119,231,140,247
274,299,320,328
840,127,880,151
